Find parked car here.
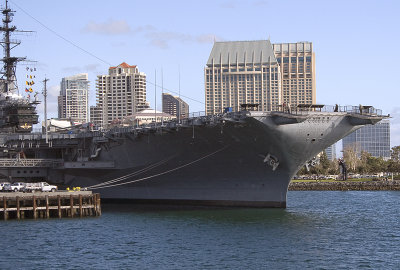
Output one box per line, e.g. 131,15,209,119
23,182,58,192
2,183,11,192
10,182,26,192
0,182,10,191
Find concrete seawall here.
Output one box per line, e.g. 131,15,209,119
288,180,400,191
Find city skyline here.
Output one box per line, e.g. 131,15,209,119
7,0,400,147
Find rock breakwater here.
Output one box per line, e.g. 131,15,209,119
288,180,400,191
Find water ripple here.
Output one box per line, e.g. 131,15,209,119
0,191,399,269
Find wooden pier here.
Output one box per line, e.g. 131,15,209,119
0,191,101,220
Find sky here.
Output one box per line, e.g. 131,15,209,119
5,0,400,149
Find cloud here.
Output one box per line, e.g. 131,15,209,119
111,42,127,47
48,84,60,99
220,1,236,8
196,34,224,44
253,0,268,6
135,25,222,49
62,64,100,74
220,0,267,9
82,19,131,35
82,19,221,48
62,66,81,74
390,107,400,119
84,64,101,72
149,39,168,49
36,101,59,120
145,31,192,49
133,25,156,33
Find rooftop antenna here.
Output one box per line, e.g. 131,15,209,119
154,69,157,128
178,65,181,124
161,67,164,126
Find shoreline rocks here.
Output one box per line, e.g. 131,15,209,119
288,180,400,191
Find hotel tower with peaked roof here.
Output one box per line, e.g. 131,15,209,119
92,62,147,128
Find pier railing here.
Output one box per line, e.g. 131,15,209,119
194,104,384,117
210,104,384,117
0,158,63,168
286,104,384,116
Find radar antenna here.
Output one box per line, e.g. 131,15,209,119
0,0,29,94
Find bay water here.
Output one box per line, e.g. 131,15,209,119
1,191,399,269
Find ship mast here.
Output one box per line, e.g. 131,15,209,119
0,0,26,94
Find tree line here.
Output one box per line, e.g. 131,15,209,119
297,146,400,176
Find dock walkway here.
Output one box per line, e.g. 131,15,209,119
0,191,101,220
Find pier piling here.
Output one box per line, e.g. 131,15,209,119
0,191,101,220
3,196,7,220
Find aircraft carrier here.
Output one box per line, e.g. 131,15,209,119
0,0,387,207
0,105,386,207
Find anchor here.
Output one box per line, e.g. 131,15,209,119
263,153,279,171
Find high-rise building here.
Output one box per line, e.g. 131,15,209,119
272,42,316,106
205,40,281,115
89,106,102,128
58,73,89,123
325,143,336,161
162,93,189,119
94,62,147,128
342,119,390,160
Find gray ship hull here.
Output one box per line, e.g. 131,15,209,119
57,116,291,207
0,109,385,207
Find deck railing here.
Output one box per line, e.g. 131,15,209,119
0,104,384,142
0,158,63,168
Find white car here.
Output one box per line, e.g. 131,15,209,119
40,182,58,192
10,182,26,192
0,182,10,191
23,182,58,192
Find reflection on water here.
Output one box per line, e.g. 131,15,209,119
102,202,317,228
